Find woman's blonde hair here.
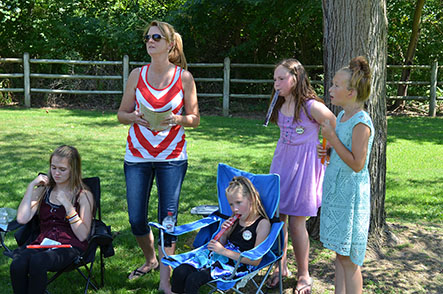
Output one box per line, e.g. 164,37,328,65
47,145,84,196
269,58,324,124
225,176,268,223
35,145,91,209
144,20,187,70
339,56,372,102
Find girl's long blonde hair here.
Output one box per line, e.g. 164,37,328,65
144,20,187,70
225,176,268,223
35,145,91,209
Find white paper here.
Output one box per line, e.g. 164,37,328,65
41,238,61,246
139,103,173,131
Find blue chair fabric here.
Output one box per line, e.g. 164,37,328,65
149,163,284,293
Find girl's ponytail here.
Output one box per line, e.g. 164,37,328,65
145,20,188,70
169,32,187,70
347,56,372,102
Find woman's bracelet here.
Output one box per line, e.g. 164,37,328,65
70,217,81,224
69,214,81,224
66,211,77,220
66,211,81,224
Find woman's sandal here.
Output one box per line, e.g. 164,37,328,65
293,277,314,294
128,261,159,280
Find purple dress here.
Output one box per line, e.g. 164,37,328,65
270,99,324,216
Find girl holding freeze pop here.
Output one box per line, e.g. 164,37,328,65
267,59,336,293
319,56,374,294
10,145,94,294
170,176,270,294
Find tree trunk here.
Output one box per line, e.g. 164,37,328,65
389,0,425,111
316,0,388,239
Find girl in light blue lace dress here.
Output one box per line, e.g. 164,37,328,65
319,56,374,294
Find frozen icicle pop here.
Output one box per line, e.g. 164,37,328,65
213,214,241,241
263,90,280,127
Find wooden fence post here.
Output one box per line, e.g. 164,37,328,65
223,57,230,116
23,52,30,107
429,60,438,117
123,55,129,92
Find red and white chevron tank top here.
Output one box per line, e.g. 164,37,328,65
124,64,187,162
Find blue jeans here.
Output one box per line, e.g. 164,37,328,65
124,160,188,246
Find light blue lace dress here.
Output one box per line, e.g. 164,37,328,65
320,110,374,266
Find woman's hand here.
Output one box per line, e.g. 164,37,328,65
31,174,49,187
17,175,48,224
160,113,177,127
134,109,150,128
55,190,73,209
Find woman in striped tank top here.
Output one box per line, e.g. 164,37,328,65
117,20,200,294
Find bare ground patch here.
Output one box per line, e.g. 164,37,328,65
261,222,442,294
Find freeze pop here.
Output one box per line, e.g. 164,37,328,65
213,214,241,241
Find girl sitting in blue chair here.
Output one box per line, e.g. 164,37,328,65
170,176,271,294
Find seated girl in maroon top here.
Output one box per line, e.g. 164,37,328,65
30,187,88,252
10,145,95,294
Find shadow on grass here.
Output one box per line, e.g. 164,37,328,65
387,116,443,145
3,109,442,293
386,174,443,222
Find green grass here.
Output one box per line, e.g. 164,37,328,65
0,107,442,293
386,116,443,223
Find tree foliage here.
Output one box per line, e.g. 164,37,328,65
0,0,441,108
1,0,440,65
386,0,443,99
167,0,323,64
387,0,442,65
0,0,186,60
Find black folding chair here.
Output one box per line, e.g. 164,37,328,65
1,176,114,294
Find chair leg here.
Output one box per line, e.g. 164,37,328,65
77,260,99,293
1,232,13,257
47,270,64,285
100,251,105,287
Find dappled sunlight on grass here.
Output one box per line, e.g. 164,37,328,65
386,116,443,145
386,116,443,223
0,109,442,293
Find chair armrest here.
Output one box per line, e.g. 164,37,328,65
0,220,21,233
89,219,113,245
8,220,23,232
2,220,25,257
239,221,284,261
148,215,221,237
222,222,283,280
88,219,114,258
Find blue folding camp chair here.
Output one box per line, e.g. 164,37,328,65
149,163,285,294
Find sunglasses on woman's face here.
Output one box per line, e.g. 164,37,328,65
143,34,165,42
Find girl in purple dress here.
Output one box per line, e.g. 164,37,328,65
266,59,336,294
